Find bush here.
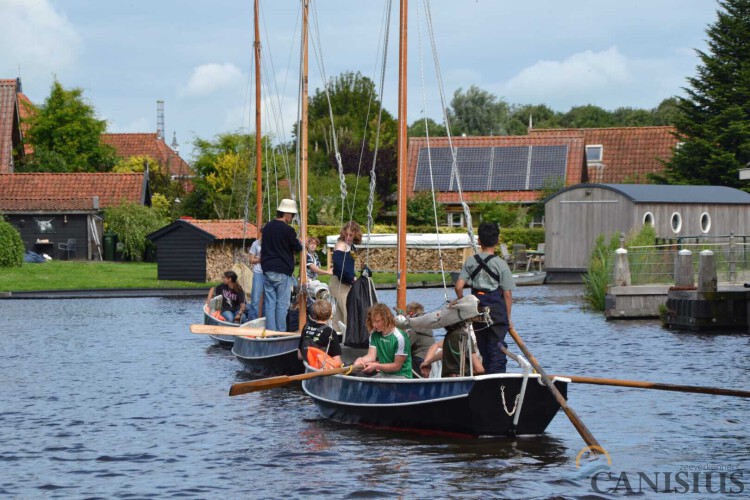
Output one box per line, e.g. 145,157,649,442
104,202,169,261
0,218,24,268
582,233,620,311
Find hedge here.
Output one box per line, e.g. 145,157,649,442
0,218,24,268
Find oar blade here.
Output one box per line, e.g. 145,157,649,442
229,376,292,396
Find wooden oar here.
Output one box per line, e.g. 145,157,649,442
507,327,603,453
554,375,750,399
190,324,299,337
229,365,356,396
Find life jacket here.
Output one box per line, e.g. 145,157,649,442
306,346,342,370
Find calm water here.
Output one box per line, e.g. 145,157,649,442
1,285,748,498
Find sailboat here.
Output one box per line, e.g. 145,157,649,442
299,0,567,436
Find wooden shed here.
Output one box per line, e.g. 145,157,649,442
147,218,257,282
544,184,750,283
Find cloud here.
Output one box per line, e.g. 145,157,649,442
180,63,242,97
0,0,81,74
106,117,151,133
503,47,634,107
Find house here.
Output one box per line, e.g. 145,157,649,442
407,135,587,226
0,78,25,174
147,218,258,282
529,126,678,184
544,184,750,283
0,172,150,260
102,132,194,190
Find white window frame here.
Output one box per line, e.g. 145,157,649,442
447,212,464,228
700,212,711,234
670,212,682,234
585,144,603,163
643,212,655,227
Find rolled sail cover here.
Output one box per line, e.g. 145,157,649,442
344,276,378,348
398,295,483,331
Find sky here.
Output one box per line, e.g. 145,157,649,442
0,0,721,162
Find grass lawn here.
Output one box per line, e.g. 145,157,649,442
0,261,454,292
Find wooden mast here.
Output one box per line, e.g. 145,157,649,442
298,0,309,327
254,0,263,232
396,0,408,311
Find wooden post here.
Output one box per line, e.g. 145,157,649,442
396,0,408,311
613,248,631,286
254,0,263,231
729,232,736,282
698,250,717,294
298,0,309,328
674,249,694,288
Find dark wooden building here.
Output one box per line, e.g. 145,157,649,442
0,172,150,260
147,218,258,282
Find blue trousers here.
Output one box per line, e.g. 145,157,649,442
263,271,292,332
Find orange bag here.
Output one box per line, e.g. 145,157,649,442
306,346,342,370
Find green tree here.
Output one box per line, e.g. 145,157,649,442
104,202,169,261
405,192,446,225
652,97,681,125
408,117,447,138
0,218,24,268
20,79,115,172
448,85,511,136
657,0,750,188
559,104,614,128
507,104,561,135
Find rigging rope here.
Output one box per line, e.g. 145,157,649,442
422,0,477,253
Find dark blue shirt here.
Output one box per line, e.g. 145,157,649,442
332,245,356,284
261,219,303,276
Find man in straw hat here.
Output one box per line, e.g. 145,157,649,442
261,198,303,332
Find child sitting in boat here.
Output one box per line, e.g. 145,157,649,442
419,323,485,378
354,303,412,378
403,302,435,375
297,299,342,368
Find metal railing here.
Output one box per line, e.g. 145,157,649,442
614,235,750,285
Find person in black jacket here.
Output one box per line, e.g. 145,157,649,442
261,199,303,332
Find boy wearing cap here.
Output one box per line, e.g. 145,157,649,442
261,199,303,332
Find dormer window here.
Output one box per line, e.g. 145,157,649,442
585,145,603,163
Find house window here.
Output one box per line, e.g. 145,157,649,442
643,212,654,227
447,212,464,227
585,145,603,162
671,212,682,233
700,212,711,233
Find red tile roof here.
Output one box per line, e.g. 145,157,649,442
0,172,147,212
529,126,678,183
102,133,193,179
407,135,586,205
0,79,21,174
183,218,258,240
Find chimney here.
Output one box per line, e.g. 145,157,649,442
156,100,165,140
16,77,22,93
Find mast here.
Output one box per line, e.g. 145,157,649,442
396,0,408,311
254,0,263,232
298,0,309,327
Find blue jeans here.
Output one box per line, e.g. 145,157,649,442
246,271,265,321
221,310,249,324
263,271,292,332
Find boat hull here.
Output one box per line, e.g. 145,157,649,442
231,318,303,377
513,271,547,286
203,307,236,347
303,371,565,436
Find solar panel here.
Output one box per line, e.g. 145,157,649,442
529,145,568,189
414,143,568,193
414,147,453,191
490,146,528,191
455,147,492,191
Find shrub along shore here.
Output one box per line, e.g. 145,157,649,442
0,261,447,293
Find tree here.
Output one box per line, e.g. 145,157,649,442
103,202,168,261
405,192,445,225
20,79,115,172
507,104,561,135
0,217,24,268
559,104,614,128
408,117,446,138
657,0,750,188
448,85,511,136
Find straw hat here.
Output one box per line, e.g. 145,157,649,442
277,198,298,214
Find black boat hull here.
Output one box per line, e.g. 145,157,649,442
303,371,566,436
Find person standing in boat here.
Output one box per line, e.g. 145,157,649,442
305,236,332,281
246,226,264,321
354,303,412,378
205,270,249,323
329,221,362,328
454,222,515,374
297,299,342,368
261,199,303,332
